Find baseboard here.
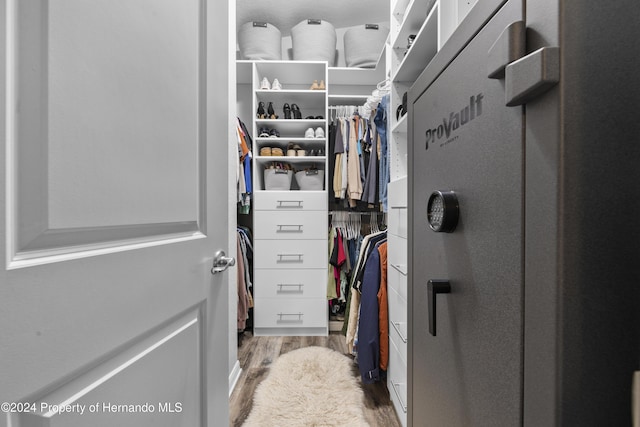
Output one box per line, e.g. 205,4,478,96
229,360,242,397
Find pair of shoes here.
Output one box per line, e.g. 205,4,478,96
257,101,278,119
305,115,324,120
309,79,326,90
283,103,302,119
260,147,284,156
307,149,325,156
261,77,282,90
305,127,325,138
258,127,280,138
287,143,306,157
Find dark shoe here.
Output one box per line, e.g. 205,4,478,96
257,101,266,119
269,128,280,138
291,104,302,119
267,102,278,119
283,103,292,119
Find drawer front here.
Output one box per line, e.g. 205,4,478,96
388,339,408,422
254,298,327,328
254,210,327,240
254,191,327,211
254,239,327,269
387,234,408,299
388,178,408,238
387,285,407,364
388,205,408,238
254,269,327,299
388,177,407,207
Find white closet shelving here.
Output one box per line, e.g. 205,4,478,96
249,61,329,336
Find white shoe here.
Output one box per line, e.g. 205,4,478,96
260,77,271,90
271,78,282,90
305,128,315,138
315,127,325,138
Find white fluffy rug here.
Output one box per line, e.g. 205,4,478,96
243,346,370,426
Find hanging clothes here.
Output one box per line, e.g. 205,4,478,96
235,118,253,214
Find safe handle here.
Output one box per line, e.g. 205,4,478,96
428,279,451,336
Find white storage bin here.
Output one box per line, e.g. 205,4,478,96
264,168,292,190
291,19,337,66
295,170,324,191
344,24,389,68
238,21,282,60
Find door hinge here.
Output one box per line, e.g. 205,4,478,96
488,20,559,106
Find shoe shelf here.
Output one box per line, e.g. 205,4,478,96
255,90,326,108
392,0,438,83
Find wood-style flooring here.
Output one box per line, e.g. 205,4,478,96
229,332,402,427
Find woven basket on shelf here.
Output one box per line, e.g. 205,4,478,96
238,21,282,60
291,19,337,66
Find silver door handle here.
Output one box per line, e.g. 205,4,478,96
211,250,236,274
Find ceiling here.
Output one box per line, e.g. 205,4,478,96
236,0,390,36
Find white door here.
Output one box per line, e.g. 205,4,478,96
0,1,233,426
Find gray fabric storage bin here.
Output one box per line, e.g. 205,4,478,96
295,170,324,191
264,169,292,190
291,19,337,66
238,22,282,60
344,24,389,68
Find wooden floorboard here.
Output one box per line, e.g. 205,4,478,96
229,332,401,427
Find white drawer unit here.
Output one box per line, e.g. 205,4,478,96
253,210,327,240
253,269,327,299
254,298,327,329
253,190,327,211
250,62,329,337
254,239,327,270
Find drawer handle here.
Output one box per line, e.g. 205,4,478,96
277,224,303,233
390,263,407,276
277,312,304,323
391,321,407,343
277,200,303,208
277,283,304,293
277,254,304,263
390,380,408,413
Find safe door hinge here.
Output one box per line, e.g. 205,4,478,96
488,20,560,106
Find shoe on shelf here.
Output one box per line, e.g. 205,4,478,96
310,80,319,90
271,78,282,90
267,102,278,119
260,77,271,90
314,127,325,138
287,143,296,157
317,80,326,90
259,147,272,156
283,103,292,119
269,128,280,138
271,147,284,156
256,101,266,119
259,128,271,138
291,104,302,119
305,128,315,138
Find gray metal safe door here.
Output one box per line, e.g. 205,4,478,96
410,1,524,426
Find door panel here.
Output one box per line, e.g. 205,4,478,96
20,308,202,427
8,0,203,263
1,1,231,426
410,1,523,425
